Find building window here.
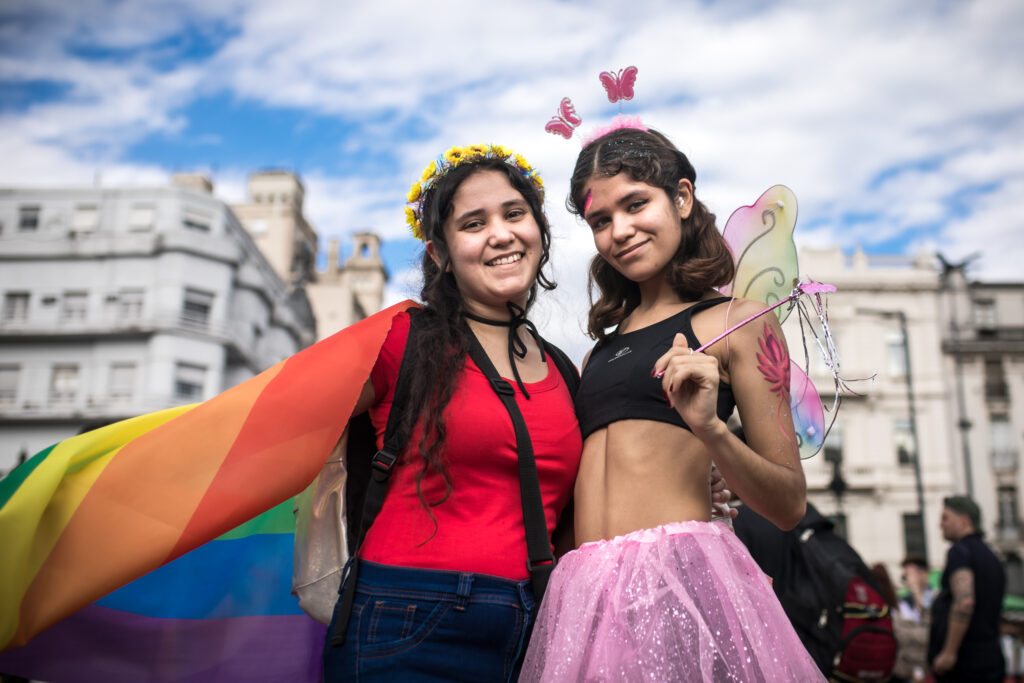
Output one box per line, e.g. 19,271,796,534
183,216,210,232
991,415,1018,472
1007,554,1024,597
181,288,214,328
972,299,997,329
887,331,907,378
0,365,19,405
2,292,29,322
248,218,268,235
18,205,40,231
49,364,79,404
174,362,206,401
108,363,136,401
903,512,925,559
823,421,843,465
71,205,99,233
894,418,916,466
999,486,1020,531
60,291,88,322
117,289,144,321
985,359,1008,401
129,204,156,231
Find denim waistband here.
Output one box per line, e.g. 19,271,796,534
354,560,534,607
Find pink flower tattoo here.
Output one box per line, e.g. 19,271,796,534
756,323,791,401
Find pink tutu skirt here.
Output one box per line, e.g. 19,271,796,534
520,521,824,682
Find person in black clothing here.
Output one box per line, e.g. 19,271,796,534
929,495,1006,682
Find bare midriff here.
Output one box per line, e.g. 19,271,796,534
573,418,712,545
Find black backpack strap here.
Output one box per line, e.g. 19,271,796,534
466,329,556,600
329,310,422,647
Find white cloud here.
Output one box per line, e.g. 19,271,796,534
1,0,1022,340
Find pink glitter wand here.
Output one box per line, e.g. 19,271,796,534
694,281,836,354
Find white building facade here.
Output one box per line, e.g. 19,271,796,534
788,248,1023,582
0,179,316,474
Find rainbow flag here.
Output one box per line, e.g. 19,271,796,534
0,300,414,680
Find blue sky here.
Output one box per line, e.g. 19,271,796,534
1,0,1022,355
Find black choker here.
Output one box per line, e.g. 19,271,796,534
464,302,546,398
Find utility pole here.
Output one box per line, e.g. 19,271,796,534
938,253,981,498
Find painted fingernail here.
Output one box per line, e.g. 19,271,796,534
655,369,665,379
650,366,657,378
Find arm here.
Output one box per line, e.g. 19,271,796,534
353,377,376,416
328,378,377,455
655,301,806,529
932,567,975,675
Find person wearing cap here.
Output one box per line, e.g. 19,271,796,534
929,495,1007,682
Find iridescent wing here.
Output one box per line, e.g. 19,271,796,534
790,360,825,459
720,185,799,323
718,185,828,459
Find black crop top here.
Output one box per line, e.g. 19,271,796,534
576,297,737,439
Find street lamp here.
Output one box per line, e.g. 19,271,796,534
857,307,928,561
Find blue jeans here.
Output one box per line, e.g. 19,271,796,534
323,560,537,682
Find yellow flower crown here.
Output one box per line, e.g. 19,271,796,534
405,143,544,241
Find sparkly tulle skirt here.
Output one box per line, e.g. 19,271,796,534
519,521,824,682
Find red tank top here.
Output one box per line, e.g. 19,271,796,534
359,312,582,580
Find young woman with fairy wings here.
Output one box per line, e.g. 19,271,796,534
519,128,825,681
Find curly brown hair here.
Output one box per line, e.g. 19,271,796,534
568,128,735,341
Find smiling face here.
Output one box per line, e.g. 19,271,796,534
426,169,542,317
582,173,693,285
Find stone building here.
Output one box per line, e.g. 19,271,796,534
0,175,317,474
789,247,1023,582
308,233,388,339
230,170,388,341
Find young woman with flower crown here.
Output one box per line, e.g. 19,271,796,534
323,142,734,681
319,144,584,681
519,127,825,681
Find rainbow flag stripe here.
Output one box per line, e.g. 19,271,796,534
0,500,325,681
0,301,414,676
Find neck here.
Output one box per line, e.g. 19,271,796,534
634,275,702,314
462,298,527,323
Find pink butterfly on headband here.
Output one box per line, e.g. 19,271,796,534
599,66,638,103
544,97,583,139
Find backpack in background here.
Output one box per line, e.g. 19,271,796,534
780,512,898,682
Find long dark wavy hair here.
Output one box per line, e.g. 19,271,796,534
400,157,556,529
568,128,735,341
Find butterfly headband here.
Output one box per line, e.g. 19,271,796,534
405,143,544,241
544,66,647,145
